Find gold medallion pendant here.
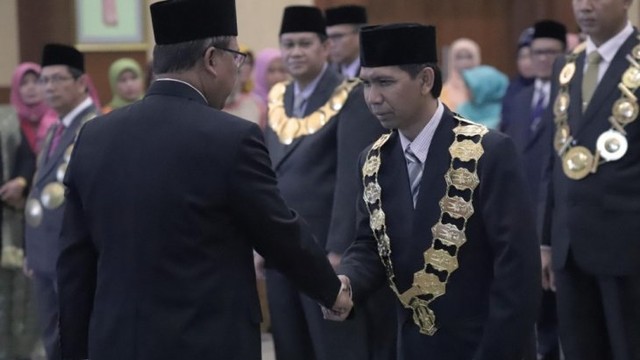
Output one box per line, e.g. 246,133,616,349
596,130,628,161
40,182,65,209
25,199,44,227
562,146,594,180
559,63,576,85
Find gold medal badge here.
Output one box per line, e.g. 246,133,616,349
559,63,576,85
562,146,594,180
40,182,65,209
596,130,628,161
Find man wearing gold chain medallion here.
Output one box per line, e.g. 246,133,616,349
23,44,99,360
262,6,394,360
540,0,640,359
326,23,541,360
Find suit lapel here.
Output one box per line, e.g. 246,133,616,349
412,111,456,246
36,105,96,185
580,31,639,133
272,69,341,169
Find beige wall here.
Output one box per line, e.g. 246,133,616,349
0,0,19,87
631,0,640,27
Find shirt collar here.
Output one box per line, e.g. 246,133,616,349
399,100,445,163
155,78,208,104
342,58,360,78
294,63,329,101
61,96,93,128
586,21,634,63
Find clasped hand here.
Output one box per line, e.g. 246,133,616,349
321,275,353,321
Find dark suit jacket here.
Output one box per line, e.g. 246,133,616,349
264,67,384,254
502,84,553,208
340,109,540,360
541,31,640,275
25,103,98,274
56,80,341,360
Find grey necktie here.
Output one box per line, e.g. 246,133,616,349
293,95,307,118
582,50,602,111
405,145,423,208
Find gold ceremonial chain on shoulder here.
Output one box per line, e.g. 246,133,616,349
554,38,640,180
26,112,97,228
267,78,360,144
361,118,488,336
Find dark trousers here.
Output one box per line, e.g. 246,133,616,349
537,289,560,360
33,273,60,360
267,269,389,360
555,255,640,360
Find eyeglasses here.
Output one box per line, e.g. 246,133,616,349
37,74,75,86
327,30,358,42
216,47,247,68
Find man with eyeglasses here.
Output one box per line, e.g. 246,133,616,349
263,5,393,360
22,43,99,360
501,19,567,360
325,5,367,79
53,1,351,360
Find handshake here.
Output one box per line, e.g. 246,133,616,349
321,275,353,321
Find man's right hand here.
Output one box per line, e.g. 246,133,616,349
541,247,555,291
322,275,353,321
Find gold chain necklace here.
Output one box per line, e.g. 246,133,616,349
361,117,488,335
554,38,640,180
267,78,360,144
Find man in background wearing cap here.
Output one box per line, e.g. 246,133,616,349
54,1,351,359
540,1,640,359
263,5,392,360
325,5,367,79
22,43,99,360
502,20,567,360
326,23,540,360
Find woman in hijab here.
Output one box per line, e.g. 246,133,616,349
0,62,42,360
223,45,266,128
457,65,508,129
441,38,482,111
102,58,145,114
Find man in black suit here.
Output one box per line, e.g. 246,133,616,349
326,23,541,360
263,5,393,360
501,20,567,360
325,5,367,79
23,43,99,360
55,1,350,360
541,1,640,359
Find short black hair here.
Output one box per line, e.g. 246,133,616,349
153,36,232,74
397,63,442,98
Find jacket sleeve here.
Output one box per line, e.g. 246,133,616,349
337,149,388,303
229,124,341,308
11,129,36,194
326,85,385,254
473,134,541,360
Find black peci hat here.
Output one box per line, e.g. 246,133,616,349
360,23,437,67
151,0,238,45
279,6,326,36
325,5,367,27
533,20,567,45
41,44,85,73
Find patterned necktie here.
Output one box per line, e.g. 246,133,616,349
47,123,65,160
405,145,423,208
582,50,602,111
293,96,307,118
529,87,546,139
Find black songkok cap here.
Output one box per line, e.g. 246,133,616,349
280,6,326,36
41,44,85,73
360,23,437,67
325,5,367,26
151,0,238,45
533,20,567,45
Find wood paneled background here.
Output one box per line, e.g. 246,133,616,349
0,0,588,104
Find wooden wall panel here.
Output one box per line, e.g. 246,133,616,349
84,51,149,107
0,88,9,104
316,0,576,77
18,0,75,63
